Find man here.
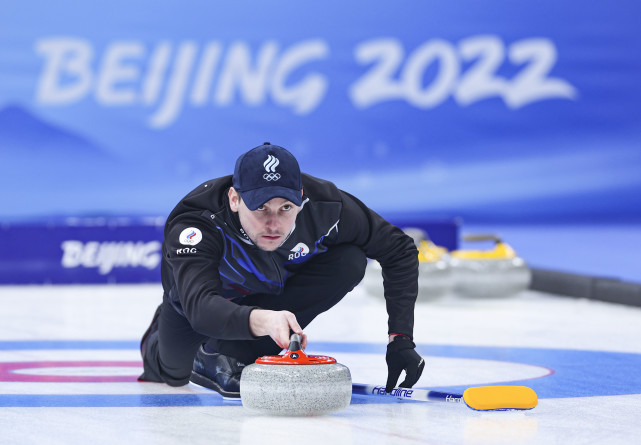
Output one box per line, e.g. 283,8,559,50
139,142,424,398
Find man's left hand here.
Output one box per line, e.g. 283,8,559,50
385,336,425,393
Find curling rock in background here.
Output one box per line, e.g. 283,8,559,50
240,334,352,416
450,235,531,298
362,227,452,301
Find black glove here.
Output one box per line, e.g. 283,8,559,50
385,336,425,393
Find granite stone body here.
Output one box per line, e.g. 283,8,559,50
240,362,352,416
364,259,452,300
450,257,532,298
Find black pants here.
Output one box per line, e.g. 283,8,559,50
140,244,367,387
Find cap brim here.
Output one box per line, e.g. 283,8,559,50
240,186,303,210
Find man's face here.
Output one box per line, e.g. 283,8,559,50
229,188,301,251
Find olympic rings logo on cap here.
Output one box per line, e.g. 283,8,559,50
263,172,281,181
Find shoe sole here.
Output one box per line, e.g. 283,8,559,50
190,371,241,399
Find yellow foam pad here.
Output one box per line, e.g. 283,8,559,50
463,386,538,411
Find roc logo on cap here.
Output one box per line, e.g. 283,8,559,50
263,155,281,181
179,227,203,246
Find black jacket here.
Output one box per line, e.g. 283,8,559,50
161,173,418,341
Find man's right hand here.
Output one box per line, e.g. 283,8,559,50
249,309,307,350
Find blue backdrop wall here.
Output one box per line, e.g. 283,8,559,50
1,1,640,283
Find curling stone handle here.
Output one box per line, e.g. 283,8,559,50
288,333,303,351
463,234,502,243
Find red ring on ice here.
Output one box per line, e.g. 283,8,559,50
0,361,142,382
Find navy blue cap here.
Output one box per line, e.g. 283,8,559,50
232,142,303,210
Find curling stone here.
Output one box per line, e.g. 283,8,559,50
362,227,452,301
450,235,531,298
240,334,352,416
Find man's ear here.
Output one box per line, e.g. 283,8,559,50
229,187,240,212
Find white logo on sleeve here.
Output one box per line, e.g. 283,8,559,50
179,227,203,246
288,242,310,260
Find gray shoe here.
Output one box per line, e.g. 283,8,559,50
190,345,245,398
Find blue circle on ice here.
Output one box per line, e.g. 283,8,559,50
0,340,639,406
